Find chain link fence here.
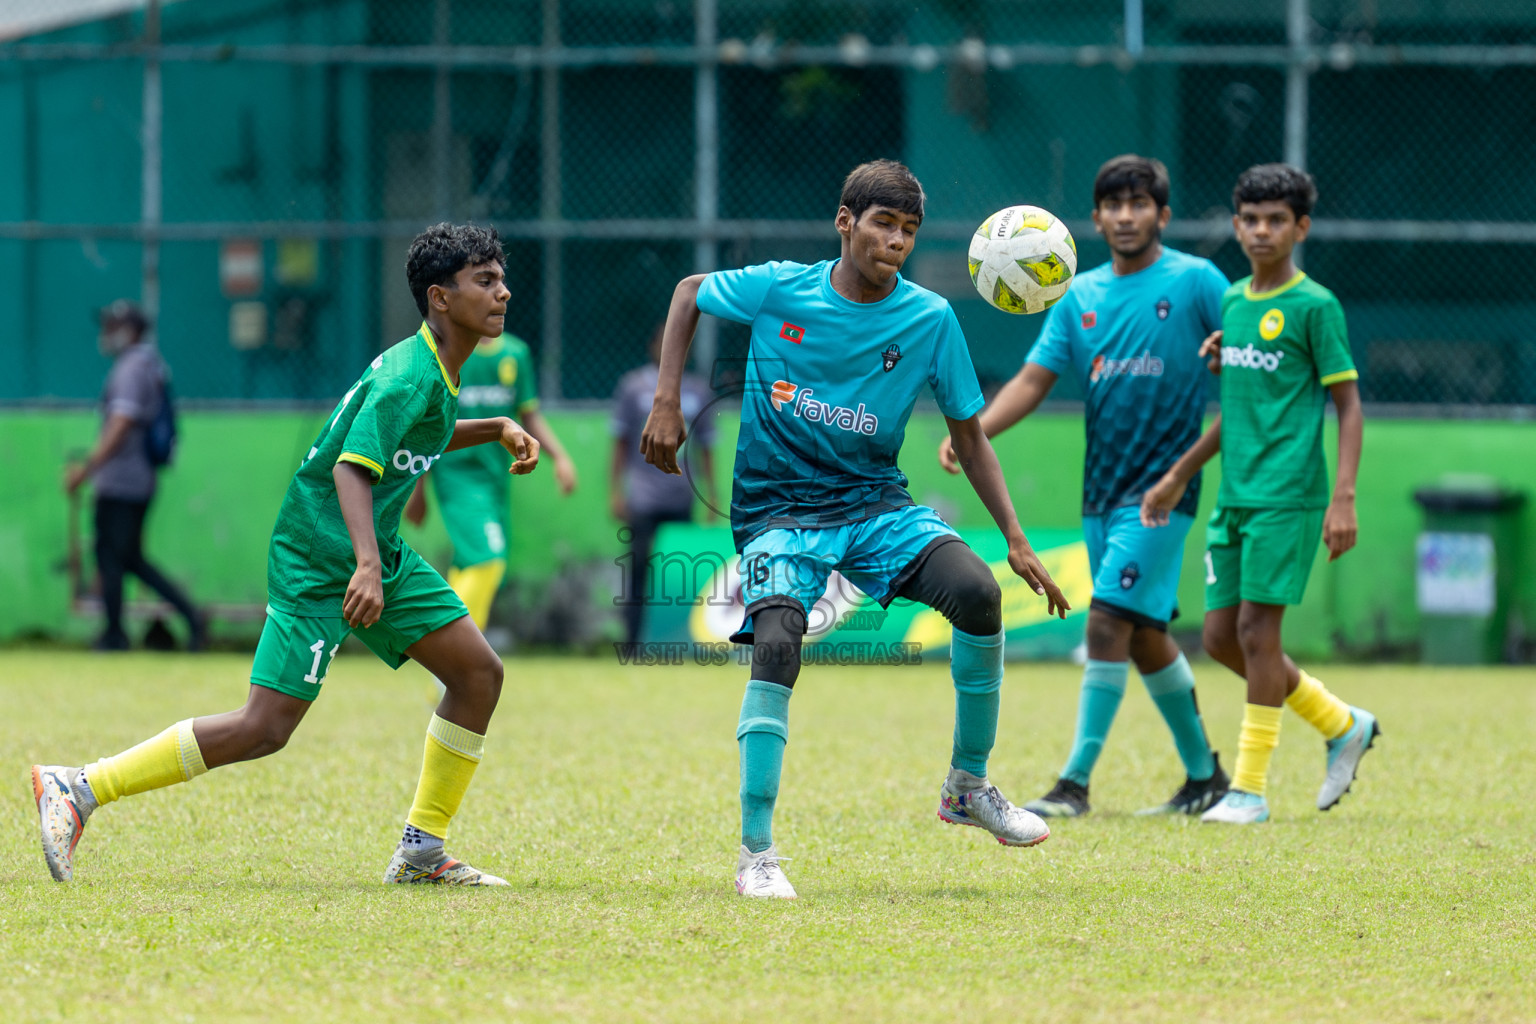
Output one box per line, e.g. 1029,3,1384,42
2,0,1535,409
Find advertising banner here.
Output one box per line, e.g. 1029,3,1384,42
634,523,1092,663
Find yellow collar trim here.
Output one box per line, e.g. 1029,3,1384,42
1244,272,1307,301
418,322,460,395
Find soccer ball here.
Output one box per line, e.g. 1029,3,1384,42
967,205,1077,314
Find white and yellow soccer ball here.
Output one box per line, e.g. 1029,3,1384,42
967,205,1078,314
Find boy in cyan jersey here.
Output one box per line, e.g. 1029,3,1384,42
33,223,539,885
1143,164,1380,825
406,331,577,630
939,155,1230,818
642,161,1070,899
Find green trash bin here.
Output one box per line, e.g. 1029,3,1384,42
1412,477,1526,664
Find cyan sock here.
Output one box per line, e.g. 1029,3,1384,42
738,679,792,854
1141,652,1216,781
1061,659,1129,787
950,628,1004,777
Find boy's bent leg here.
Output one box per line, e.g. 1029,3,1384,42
383,615,508,885
890,537,1048,849
33,609,330,881
1286,669,1381,810
34,711,218,883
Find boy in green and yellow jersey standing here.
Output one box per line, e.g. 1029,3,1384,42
407,333,577,630
1142,164,1380,824
34,223,540,884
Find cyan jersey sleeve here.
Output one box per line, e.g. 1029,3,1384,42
1026,299,1074,376
697,262,782,325
1195,261,1229,335
928,306,985,420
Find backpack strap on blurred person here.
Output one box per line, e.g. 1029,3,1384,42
144,355,178,468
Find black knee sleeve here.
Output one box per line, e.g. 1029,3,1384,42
894,539,1002,637
747,603,805,689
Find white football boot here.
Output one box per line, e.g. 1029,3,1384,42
1200,789,1271,825
383,844,510,886
1318,707,1381,810
735,844,797,899
938,771,1050,847
32,765,88,882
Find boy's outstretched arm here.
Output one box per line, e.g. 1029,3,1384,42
1141,414,1222,527
937,362,1059,474
445,417,541,475
641,274,705,476
1324,379,1362,561
946,414,1070,618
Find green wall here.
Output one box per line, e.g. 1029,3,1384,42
2,409,1532,659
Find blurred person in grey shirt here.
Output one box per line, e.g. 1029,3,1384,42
610,326,719,648
64,300,203,651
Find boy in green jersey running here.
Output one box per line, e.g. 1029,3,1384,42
32,223,540,884
406,331,577,630
1142,164,1380,825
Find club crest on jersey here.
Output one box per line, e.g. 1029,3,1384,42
1156,298,1172,320
1260,309,1285,340
1119,561,1140,590
881,344,902,373
1082,311,1098,329
772,379,878,435
780,322,806,344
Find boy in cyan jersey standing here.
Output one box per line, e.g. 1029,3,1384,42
940,155,1230,819
642,160,1070,898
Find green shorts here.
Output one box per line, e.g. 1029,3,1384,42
436,479,510,570
1204,505,1325,610
254,546,468,701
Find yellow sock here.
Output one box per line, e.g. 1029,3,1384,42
405,715,485,839
83,719,207,806
448,561,506,630
1232,704,1283,797
1286,669,1353,740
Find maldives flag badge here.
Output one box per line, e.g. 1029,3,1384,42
1081,311,1097,329
780,322,806,344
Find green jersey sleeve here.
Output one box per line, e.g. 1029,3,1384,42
1310,294,1357,386
514,343,539,414
337,377,430,482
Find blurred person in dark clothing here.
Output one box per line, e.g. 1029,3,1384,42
65,300,203,651
609,326,718,648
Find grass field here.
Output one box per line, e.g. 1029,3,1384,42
4,651,1533,1023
